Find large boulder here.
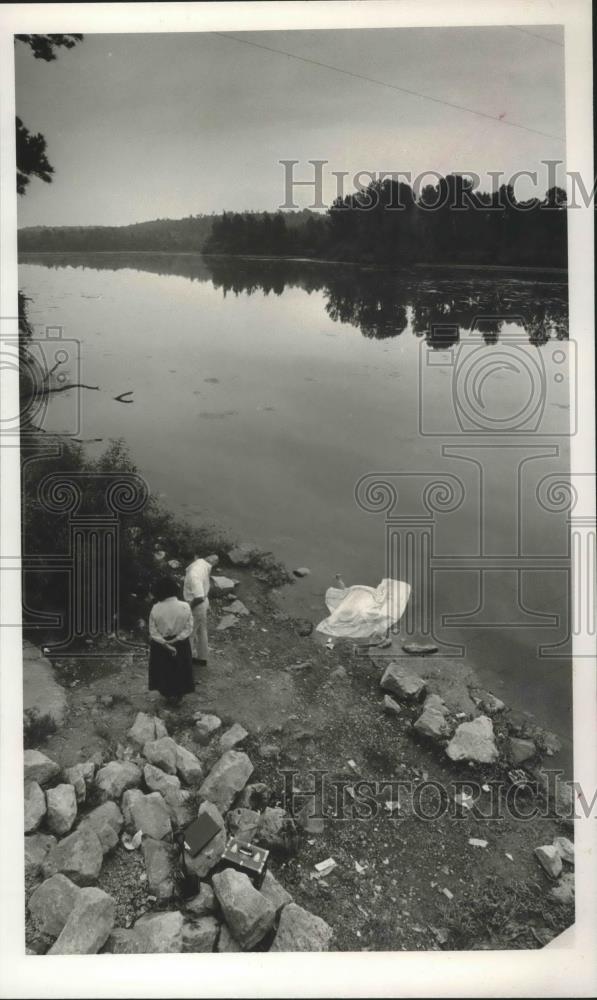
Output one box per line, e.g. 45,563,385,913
142,837,177,903
162,788,196,831
49,887,115,954
175,745,203,787
63,762,96,804
219,723,249,753
182,916,219,953
380,662,426,703
23,749,60,787
185,801,227,879
227,808,260,842
414,695,450,742
211,575,238,596
270,902,333,951
128,712,166,747
46,783,78,836
194,714,222,745
212,869,275,950
535,844,563,879
22,641,67,732
508,737,536,765
227,543,258,566
78,801,123,854
95,761,142,802
24,781,46,833
42,826,104,885
235,782,269,811
28,874,80,937
143,737,178,775
445,715,498,765
132,911,184,953
143,763,181,798
25,833,56,880
217,924,242,951
126,791,172,840
256,807,297,854
259,870,292,916
186,882,216,917
199,751,254,814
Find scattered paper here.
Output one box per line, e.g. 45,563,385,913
347,759,358,771
468,838,488,848
454,791,473,810
354,861,367,874
482,783,491,792
314,857,337,873
122,829,143,851
441,887,454,900
384,800,401,813
505,852,514,861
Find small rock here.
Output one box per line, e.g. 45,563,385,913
142,837,177,903
217,614,239,631
143,737,178,775
445,716,498,765
219,723,249,753
217,923,242,952
550,872,575,904
24,781,46,833
414,705,450,742
182,915,219,953
25,833,56,879
235,782,269,811
508,737,536,765
28,874,81,938
402,642,438,655
212,868,275,949
24,749,60,787
553,836,574,865
330,665,348,681
270,902,333,951
194,713,222,744
293,567,311,578
227,808,261,842
383,695,402,717
99,694,114,708
185,882,216,917
228,543,258,566
95,760,142,801
143,763,181,798
46,784,78,836
199,750,254,814
535,844,563,879
295,619,313,637
257,807,297,854
48,888,116,955
259,870,292,916
380,662,426,703
211,576,238,595
475,690,505,716
260,743,280,760
42,826,104,886
133,910,184,953
185,801,227,879
128,712,160,747
175,744,203,786
227,600,250,617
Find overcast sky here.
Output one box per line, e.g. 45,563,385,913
15,26,565,227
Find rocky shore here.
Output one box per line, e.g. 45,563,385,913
23,542,575,954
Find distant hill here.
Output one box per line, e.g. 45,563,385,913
17,210,320,253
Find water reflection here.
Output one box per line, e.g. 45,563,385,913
20,252,568,346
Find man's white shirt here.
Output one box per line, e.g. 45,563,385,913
183,558,212,605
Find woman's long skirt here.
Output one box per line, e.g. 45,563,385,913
148,637,194,698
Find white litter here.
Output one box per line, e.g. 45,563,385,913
505,852,514,862
122,830,143,851
354,861,367,874
468,838,488,848
316,579,411,639
441,887,454,900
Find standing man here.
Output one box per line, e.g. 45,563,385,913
183,553,219,665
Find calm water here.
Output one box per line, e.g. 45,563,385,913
20,253,572,764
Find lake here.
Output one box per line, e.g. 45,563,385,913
19,252,572,766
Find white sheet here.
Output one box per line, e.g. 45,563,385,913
315,578,411,639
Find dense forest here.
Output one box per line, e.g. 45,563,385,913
18,176,567,268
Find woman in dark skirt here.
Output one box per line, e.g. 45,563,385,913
148,577,195,700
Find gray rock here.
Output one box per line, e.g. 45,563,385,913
143,737,178,774
194,713,222,744
46,783,78,836
49,886,115,954
78,801,123,855
133,910,184,953
42,826,104,885
182,916,219,953
259,870,292,916
128,712,160,747
294,799,325,836
330,665,348,681
260,742,280,760
475,690,506,716
128,791,172,840
219,723,249,753
402,642,438,655
227,807,261,841
212,869,275,949
257,807,297,853
22,641,68,731
121,788,145,829
186,882,216,917
383,694,402,717
185,801,226,879
535,844,563,879
228,543,258,566
24,781,46,833
217,923,242,952
550,872,574,904
104,928,145,954
531,767,576,825
227,600,250,617
424,693,450,715
509,737,536,765
217,614,239,631
293,567,311,578
380,662,426,703
235,783,269,811
414,705,450,742
23,749,60,787
270,902,333,951
95,760,142,801
553,836,574,865
143,763,181,798
28,874,80,937
163,787,196,830
211,575,238,595
446,715,498,764
175,744,203,786
25,833,56,879
63,762,96,804
142,837,177,902
199,750,254,814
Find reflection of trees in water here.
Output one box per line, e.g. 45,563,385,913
21,253,568,345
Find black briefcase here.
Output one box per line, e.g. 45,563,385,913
219,837,269,888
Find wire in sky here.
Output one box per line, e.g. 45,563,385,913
213,31,565,144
